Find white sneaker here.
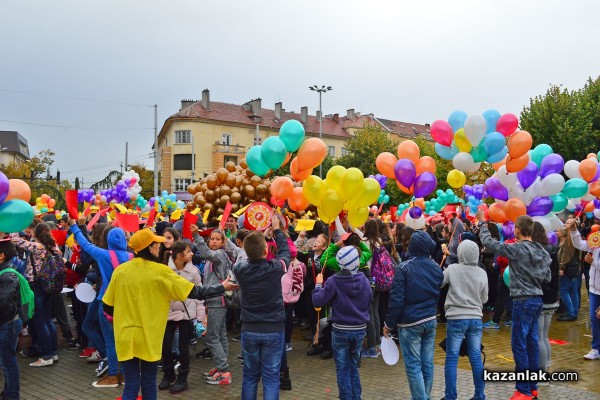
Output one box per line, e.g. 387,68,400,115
86,350,102,363
30,358,54,367
53,355,59,362
583,349,600,360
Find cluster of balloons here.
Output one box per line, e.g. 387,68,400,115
33,194,56,215
463,184,487,214
396,189,462,218
78,170,147,210
376,140,437,197
368,174,387,189
150,191,185,213
378,190,390,205
302,166,380,227
0,173,34,233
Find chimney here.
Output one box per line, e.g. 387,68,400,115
180,99,195,110
250,98,261,116
332,113,339,123
425,123,431,128
346,109,355,120
201,89,210,111
316,110,321,121
275,102,283,121
300,106,308,124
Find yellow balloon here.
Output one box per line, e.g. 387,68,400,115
447,169,466,188
340,167,364,201
454,128,472,153
317,207,336,224
348,207,369,228
357,178,381,206
302,175,326,205
325,165,347,193
320,189,344,220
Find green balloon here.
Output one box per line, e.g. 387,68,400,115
471,140,488,163
562,178,588,199
279,120,306,152
0,199,35,233
246,145,270,177
531,144,553,167
503,266,510,286
261,136,287,170
550,193,568,213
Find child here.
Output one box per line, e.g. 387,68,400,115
297,233,328,340
476,212,551,400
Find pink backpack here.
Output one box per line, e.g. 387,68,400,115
104,251,133,322
281,260,305,304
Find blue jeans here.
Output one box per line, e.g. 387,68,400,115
31,285,57,360
121,358,158,400
511,296,542,396
559,276,579,318
332,327,365,400
82,298,105,357
241,331,284,400
590,292,600,351
398,319,437,400
99,301,119,375
444,320,485,400
0,318,23,400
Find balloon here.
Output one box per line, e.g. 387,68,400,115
347,207,369,228
487,146,508,164
408,206,423,219
288,187,309,212
297,138,327,170
590,180,600,197
502,221,515,240
506,153,529,173
579,158,598,182
289,157,312,182
416,156,436,175
464,114,486,146
454,129,472,153
430,120,454,146
270,177,294,201
376,152,398,179
492,154,508,171
564,160,582,179
550,193,568,213
0,199,35,232
539,174,565,196
505,198,526,222
261,136,287,169
447,169,466,188
471,141,488,163
485,177,509,201
5,179,31,203
531,144,553,167
503,267,510,286
302,176,326,205
358,178,382,206
339,168,364,201
447,111,467,134
496,113,519,137
562,178,588,199
453,152,478,172
434,143,458,160
508,130,533,159
246,146,270,177
413,172,437,198
539,153,564,178
482,109,501,134
0,172,9,205
517,162,539,190
488,203,507,223
279,120,305,152
527,196,553,217
547,231,558,246
397,140,420,163
320,190,344,220
394,159,417,188
483,132,505,156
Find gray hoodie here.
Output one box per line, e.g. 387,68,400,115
443,241,488,320
479,223,551,298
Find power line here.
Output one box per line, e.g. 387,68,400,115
0,88,154,108
60,153,152,175
0,118,152,131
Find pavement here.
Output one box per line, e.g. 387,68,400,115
6,291,600,400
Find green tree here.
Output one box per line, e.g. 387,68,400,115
128,163,155,199
337,124,396,175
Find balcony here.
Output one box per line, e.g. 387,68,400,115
212,142,246,154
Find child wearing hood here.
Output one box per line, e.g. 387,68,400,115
312,246,371,400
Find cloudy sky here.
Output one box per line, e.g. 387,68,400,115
1,0,598,187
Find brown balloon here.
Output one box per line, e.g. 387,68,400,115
225,161,237,173
220,185,231,196
215,187,221,198
214,198,222,208
234,175,243,188
201,183,208,192
216,168,229,184
199,177,207,185
194,193,206,206
240,158,248,169
231,192,241,204
217,208,225,215
251,175,262,188
204,190,216,202
231,204,240,213
236,166,243,173
194,182,203,192
220,194,230,204
246,169,255,178
203,203,214,211
187,184,196,195
206,175,217,189
231,187,239,194
186,201,196,212
225,173,236,187
245,185,255,199
256,184,268,195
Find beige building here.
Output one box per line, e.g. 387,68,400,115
156,89,432,194
0,131,31,168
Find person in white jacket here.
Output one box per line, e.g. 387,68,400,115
159,241,204,393
566,218,600,360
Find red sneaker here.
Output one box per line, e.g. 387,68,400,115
531,389,538,399
79,347,96,358
509,391,532,400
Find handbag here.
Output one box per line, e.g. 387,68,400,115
438,337,486,365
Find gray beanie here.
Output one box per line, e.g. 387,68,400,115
336,246,360,274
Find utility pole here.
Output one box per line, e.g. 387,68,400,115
125,141,129,171
191,135,195,183
153,104,158,197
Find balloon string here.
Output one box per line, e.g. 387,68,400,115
313,225,334,345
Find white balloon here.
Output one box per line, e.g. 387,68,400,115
582,192,596,201
467,162,482,173
497,166,517,188
594,209,600,219
453,152,476,172
464,114,487,147
532,216,551,233
546,214,564,231
539,174,565,196
564,160,582,179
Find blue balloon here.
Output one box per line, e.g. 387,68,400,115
483,132,506,155
448,110,467,133
0,199,34,233
279,120,305,152
435,143,458,160
482,109,501,134
246,145,270,177
260,136,287,170
487,146,508,163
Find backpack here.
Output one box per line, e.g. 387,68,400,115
0,267,35,325
31,247,66,294
371,246,396,292
282,260,305,304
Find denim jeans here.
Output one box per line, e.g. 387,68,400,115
241,330,284,400
444,319,485,400
31,285,57,360
590,292,600,352
99,301,119,375
559,276,579,318
332,327,365,400
121,357,158,400
398,319,437,400
0,318,23,400
82,298,105,357
511,296,542,396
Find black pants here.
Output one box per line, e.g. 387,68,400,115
492,275,512,324
52,292,73,341
284,304,294,344
485,268,499,309
162,320,193,374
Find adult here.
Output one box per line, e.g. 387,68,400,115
556,228,580,322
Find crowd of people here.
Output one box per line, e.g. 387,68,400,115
0,206,599,400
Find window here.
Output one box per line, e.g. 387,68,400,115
174,179,192,191
222,133,232,145
175,130,191,144
173,154,194,170
328,145,335,157
253,136,262,146
224,156,238,166
341,147,348,156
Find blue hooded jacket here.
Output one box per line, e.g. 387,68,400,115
69,224,132,300
385,231,444,328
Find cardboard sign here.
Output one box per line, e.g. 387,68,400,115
115,213,140,233
295,219,316,232
65,190,79,220
183,211,198,240
220,201,233,231
145,208,157,228
86,207,111,231
51,230,67,246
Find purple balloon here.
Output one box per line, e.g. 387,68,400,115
485,177,509,201
592,164,600,183
408,206,423,219
527,196,553,217
394,159,417,188
502,221,515,240
547,231,558,246
413,172,437,198
517,162,539,190
539,154,564,178
0,172,8,205
594,199,600,209
463,185,474,197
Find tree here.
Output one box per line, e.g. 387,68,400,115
128,163,155,199
337,124,396,176
520,77,600,162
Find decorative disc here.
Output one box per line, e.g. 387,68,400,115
244,202,273,231
587,231,600,248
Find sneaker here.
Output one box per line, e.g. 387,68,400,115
557,315,577,322
509,390,532,400
232,335,241,342
79,347,96,358
67,339,80,350
361,347,379,358
482,321,500,330
206,371,232,385
203,367,219,378
86,350,102,363
53,355,59,362
29,358,54,367
286,343,292,352
95,359,108,377
189,337,198,346
504,320,512,327
583,349,600,360
236,353,243,361
92,374,119,388
174,361,181,374
531,389,538,399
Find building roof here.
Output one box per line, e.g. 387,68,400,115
0,131,30,158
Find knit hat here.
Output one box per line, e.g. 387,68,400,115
128,228,165,254
336,246,360,274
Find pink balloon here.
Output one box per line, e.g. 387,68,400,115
496,113,519,137
430,120,453,146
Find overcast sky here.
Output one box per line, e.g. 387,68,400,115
1,0,599,187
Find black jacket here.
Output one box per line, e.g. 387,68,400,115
0,261,20,324
542,244,560,306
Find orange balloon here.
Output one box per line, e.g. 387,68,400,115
413,198,425,210
579,158,597,182
488,203,507,223
590,181,600,197
376,152,398,179
270,177,294,200
397,140,420,164
584,202,595,213
48,199,56,208
282,153,292,168
416,156,436,175
297,138,327,171
396,180,414,195
288,187,309,212
505,198,526,222
505,153,529,173
592,224,600,233
587,153,598,159
290,157,313,182
492,155,507,171
5,179,31,202
507,130,532,159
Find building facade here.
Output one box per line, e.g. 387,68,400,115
0,131,31,168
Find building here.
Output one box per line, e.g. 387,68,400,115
0,131,30,168
156,89,432,194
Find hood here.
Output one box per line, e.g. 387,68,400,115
107,228,128,251
337,270,367,298
408,230,435,257
457,240,480,266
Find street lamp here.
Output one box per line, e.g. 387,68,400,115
309,85,332,178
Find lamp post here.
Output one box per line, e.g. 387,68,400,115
309,85,332,178
248,115,261,146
